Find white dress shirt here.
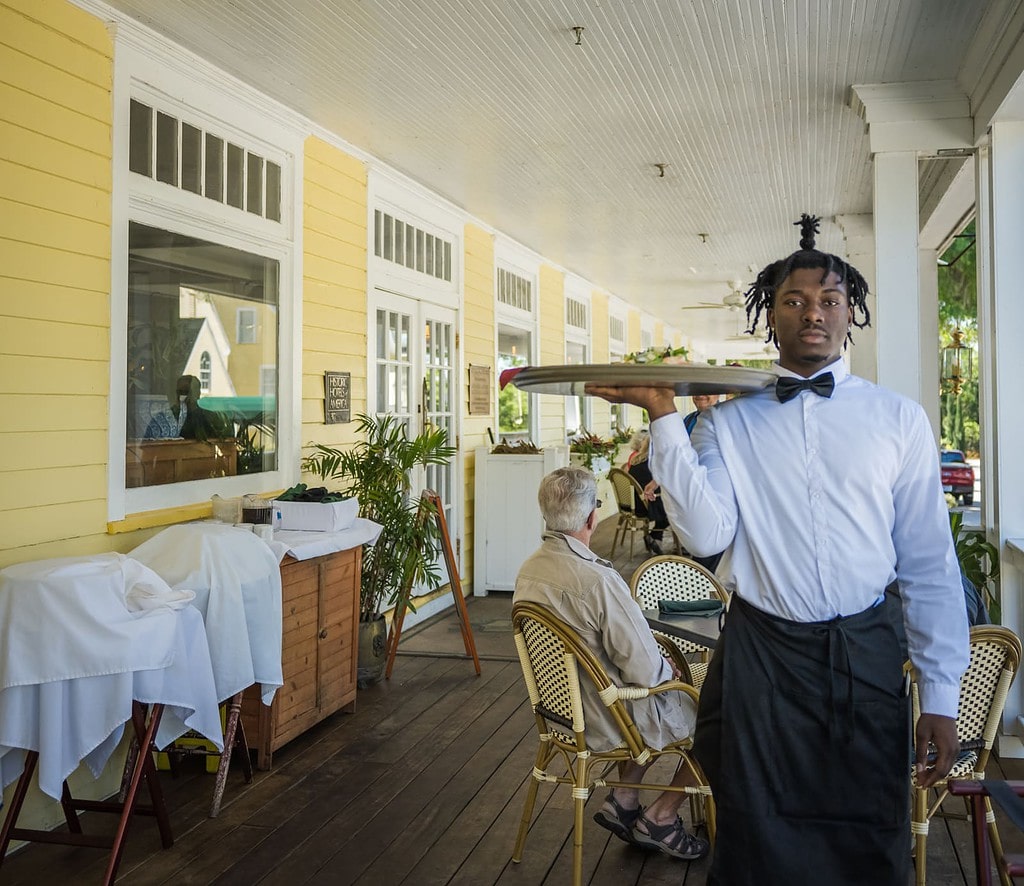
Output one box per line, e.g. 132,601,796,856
649,357,969,718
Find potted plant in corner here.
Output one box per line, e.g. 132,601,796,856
302,413,456,686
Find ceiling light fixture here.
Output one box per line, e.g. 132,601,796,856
698,233,709,243
571,26,584,45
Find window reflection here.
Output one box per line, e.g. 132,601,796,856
125,222,279,488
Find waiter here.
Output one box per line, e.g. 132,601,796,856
588,214,968,885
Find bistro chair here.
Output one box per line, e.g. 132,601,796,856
607,467,653,558
910,625,1023,886
630,555,728,691
510,601,714,886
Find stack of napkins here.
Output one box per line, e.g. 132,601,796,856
657,599,723,618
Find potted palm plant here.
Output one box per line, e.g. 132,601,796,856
302,413,456,685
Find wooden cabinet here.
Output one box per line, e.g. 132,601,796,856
125,439,237,487
241,546,361,769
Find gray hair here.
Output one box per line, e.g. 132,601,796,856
538,466,597,533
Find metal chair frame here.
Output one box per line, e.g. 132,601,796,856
910,625,1023,886
510,600,714,886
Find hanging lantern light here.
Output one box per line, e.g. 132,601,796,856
941,327,973,396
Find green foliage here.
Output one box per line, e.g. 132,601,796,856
611,426,634,446
568,430,617,470
302,413,456,622
938,222,980,454
949,509,1000,623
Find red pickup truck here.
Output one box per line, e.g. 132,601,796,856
940,449,975,506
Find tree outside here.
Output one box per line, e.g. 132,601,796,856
938,222,980,457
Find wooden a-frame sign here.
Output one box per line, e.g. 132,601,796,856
384,489,481,679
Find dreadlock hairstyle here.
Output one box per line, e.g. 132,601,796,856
744,214,871,348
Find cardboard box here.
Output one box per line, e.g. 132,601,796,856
272,497,359,532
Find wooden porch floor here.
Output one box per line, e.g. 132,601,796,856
3,516,1023,884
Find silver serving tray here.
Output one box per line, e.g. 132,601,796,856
506,363,776,396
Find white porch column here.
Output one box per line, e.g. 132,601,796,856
982,122,1024,754
873,152,928,406
835,213,877,383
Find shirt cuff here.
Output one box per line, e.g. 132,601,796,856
916,680,961,720
649,410,686,439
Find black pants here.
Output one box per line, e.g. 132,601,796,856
693,595,910,886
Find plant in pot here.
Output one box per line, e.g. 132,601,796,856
949,508,1001,623
302,413,456,686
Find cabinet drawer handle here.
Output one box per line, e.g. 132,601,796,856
318,628,328,639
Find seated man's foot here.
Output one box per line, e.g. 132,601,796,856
632,814,709,860
593,792,642,845
644,533,662,555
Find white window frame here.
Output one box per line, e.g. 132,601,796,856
493,240,541,445
236,307,258,344
107,30,304,522
564,279,592,437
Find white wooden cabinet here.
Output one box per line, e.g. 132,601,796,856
473,445,569,594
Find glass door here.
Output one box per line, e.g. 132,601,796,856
373,292,459,584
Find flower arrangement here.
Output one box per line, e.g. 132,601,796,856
569,430,618,476
611,426,635,446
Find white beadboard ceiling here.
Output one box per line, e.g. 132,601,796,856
101,0,991,355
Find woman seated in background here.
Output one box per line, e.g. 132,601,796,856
628,434,669,555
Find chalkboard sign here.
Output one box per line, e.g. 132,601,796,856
324,371,351,424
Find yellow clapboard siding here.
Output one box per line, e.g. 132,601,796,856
305,136,365,178
0,197,110,257
0,4,111,81
0,316,107,360
0,278,107,325
304,228,366,263
0,82,109,154
0,499,109,551
302,326,365,357
304,208,364,249
0,240,109,293
303,264,366,296
0,158,109,221
0,393,106,433
0,354,109,395
0,429,107,471
303,301,366,331
0,120,109,187
0,464,107,509
305,153,368,198
303,252,365,287
304,179,366,220
301,371,364,400
0,43,110,123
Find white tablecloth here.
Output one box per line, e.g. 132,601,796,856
267,517,383,562
0,555,222,801
130,523,284,705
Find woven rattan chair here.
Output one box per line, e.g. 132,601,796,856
511,601,714,886
607,467,653,558
911,625,1023,886
630,555,728,691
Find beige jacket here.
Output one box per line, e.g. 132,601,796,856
513,531,696,752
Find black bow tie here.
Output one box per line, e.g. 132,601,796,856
775,372,835,403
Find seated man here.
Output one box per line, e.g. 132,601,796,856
513,466,709,860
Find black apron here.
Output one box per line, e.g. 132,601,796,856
693,594,910,886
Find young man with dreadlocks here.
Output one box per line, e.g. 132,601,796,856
588,215,968,885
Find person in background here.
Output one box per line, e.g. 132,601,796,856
682,393,720,436
514,466,708,860
628,434,670,555
145,374,226,441
624,428,649,468
587,214,968,886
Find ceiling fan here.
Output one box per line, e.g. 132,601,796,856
680,280,747,312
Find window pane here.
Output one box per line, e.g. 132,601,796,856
383,213,393,260
265,161,281,221
181,123,202,194
246,153,263,215
129,100,152,176
126,222,279,487
405,223,415,268
205,134,224,202
497,324,531,438
155,112,178,186
226,143,244,208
